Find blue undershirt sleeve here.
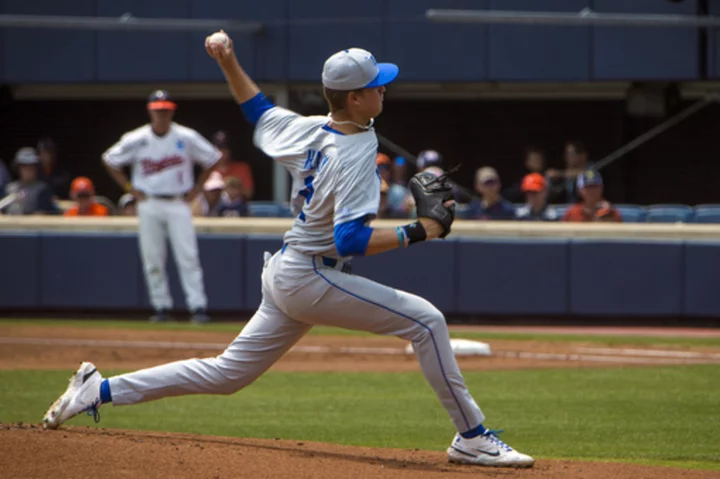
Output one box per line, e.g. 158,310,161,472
240,92,275,125
334,215,373,257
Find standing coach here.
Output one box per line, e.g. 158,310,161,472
103,90,220,324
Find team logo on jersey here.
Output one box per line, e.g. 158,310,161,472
176,140,185,150
141,155,184,176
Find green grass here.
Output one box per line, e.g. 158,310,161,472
2,318,720,348
1,366,718,470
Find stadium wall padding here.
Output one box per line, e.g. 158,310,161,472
0,0,704,83
3,232,720,317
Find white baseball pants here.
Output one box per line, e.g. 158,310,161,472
108,245,485,433
137,198,207,312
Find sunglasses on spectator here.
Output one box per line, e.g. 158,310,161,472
480,179,499,186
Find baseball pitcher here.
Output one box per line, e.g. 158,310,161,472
43,33,533,468
102,90,220,324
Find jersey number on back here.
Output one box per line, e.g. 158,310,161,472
298,149,329,222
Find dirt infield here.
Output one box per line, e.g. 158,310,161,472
2,323,718,478
1,324,719,372
1,424,716,479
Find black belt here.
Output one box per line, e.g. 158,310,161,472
146,193,185,200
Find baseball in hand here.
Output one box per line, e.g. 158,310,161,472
208,32,230,49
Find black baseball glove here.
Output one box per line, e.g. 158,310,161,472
408,170,456,238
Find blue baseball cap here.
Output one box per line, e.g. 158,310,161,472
322,48,399,91
577,169,603,189
417,150,442,170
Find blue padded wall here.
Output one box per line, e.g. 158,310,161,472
353,240,456,313
684,242,720,316
0,233,40,307
188,0,287,81
385,0,488,81
287,0,384,81
593,0,699,80
456,238,569,315
8,231,720,318
570,240,684,315
487,0,591,81
3,0,96,82
41,233,141,308
96,0,191,82
707,0,720,79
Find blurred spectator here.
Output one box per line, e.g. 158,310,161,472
515,173,559,221
387,156,410,214
563,170,622,222
1,147,58,215
217,176,249,217
37,138,71,199
191,171,224,217
416,149,473,204
376,153,392,183
212,131,254,200
548,140,593,204
468,167,515,220
0,159,10,192
118,193,137,216
504,147,547,203
377,179,391,218
417,149,443,177
64,177,109,217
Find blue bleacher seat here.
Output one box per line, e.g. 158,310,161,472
692,204,720,224
248,202,281,218
455,202,474,220
645,204,693,223
615,204,647,223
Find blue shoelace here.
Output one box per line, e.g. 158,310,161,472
484,429,512,451
84,402,101,424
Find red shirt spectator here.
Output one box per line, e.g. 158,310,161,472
212,131,254,200
563,170,621,222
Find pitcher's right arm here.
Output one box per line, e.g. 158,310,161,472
206,31,261,105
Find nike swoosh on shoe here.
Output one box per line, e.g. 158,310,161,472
451,446,501,458
82,368,98,383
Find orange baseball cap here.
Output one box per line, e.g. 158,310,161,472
70,176,95,195
521,173,546,192
376,153,391,167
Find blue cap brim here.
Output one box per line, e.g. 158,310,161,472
364,63,399,88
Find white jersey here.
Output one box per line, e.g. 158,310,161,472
103,123,221,195
254,107,381,259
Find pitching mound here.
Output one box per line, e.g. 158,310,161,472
0,424,713,479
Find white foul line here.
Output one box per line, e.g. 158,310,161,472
1,337,719,365
576,347,720,359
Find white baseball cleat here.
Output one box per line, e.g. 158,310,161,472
42,362,103,430
447,430,535,468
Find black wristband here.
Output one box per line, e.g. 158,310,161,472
401,221,427,245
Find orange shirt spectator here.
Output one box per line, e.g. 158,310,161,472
212,131,254,199
64,177,109,217
65,203,109,217
562,170,621,223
